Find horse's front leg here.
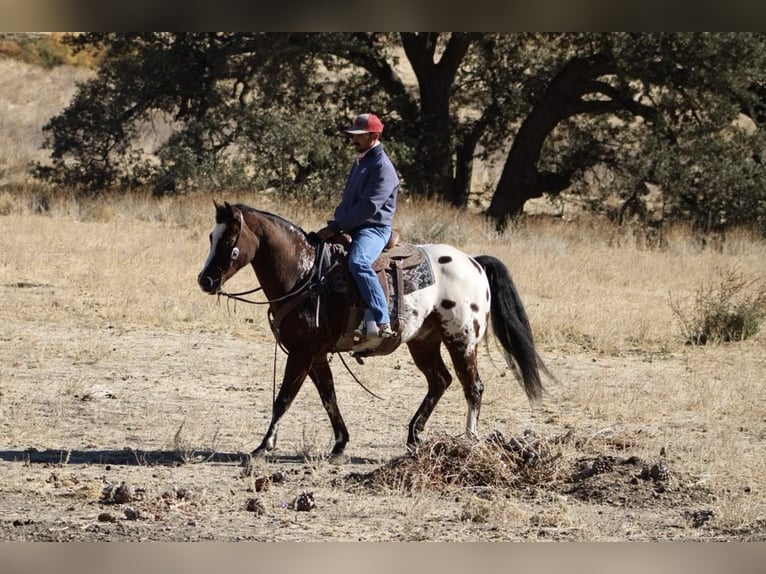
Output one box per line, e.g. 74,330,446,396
252,350,312,457
308,356,349,462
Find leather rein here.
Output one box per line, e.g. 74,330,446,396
217,234,326,337
215,224,383,401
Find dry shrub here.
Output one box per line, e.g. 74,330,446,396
671,265,766,344
0,33,98,68
0,190,14,216
348,430,566,493
393,197,496,245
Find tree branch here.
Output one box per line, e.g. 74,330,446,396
576,79,658,121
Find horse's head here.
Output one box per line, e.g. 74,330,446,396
197,201,256,294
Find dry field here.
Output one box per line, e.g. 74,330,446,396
0,190,764,542
0,55,764,542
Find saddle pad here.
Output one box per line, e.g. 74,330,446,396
325,243,434,297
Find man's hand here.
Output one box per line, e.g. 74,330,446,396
315,225,337,241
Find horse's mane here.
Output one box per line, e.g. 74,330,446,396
235,204,310,239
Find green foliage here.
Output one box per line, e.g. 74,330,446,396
34,33,355,197
671,266,766,344
32,33,766,237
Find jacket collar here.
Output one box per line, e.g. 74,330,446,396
355,141,382,164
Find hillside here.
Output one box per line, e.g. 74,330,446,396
0,56,93,186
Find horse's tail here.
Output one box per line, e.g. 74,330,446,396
474,254,552,402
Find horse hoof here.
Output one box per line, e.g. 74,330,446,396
241,454,263,476
251,448,268,459
328,452,348,465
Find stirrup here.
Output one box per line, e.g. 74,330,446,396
377,323,397,338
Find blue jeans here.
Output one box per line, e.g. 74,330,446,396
348,225,391,325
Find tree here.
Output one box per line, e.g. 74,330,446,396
480,33,766,229
37,33,354,197
36,33,766,234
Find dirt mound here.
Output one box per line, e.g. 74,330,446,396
346,429,717,519
346,430,565,492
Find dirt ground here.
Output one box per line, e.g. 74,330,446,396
1,309,764,541
1,206,764,542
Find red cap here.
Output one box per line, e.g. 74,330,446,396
343,113,384,134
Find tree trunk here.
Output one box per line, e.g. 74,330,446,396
400,33,473,201
452,106,496,207
452,140,475,207
485,111,554,226
487,54,617,228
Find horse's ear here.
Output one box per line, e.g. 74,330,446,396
213,199,221,209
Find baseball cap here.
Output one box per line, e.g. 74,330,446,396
343,113,384,134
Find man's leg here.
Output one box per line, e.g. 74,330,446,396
348,226,391,328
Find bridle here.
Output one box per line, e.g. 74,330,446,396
217,256,322,307
216,224,323,308
216,210,326,315
213,214,383,402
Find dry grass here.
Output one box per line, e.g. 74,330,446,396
5,186,764,348
670,265,766,344
0,60,764,540
0,33,99,69
0,191,763,541
347,430,567,493
0,58,94,186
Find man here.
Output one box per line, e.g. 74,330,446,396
316,113,400,339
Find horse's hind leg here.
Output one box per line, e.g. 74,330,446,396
444,342,483,439
307,357,349,461
406,333,453,447
252,351,311,457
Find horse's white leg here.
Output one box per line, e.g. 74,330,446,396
252,351,311,457
465,375,484,439
424,245,490,439
445,338,483,439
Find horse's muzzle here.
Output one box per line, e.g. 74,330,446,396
197,272,220,294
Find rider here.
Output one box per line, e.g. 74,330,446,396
316,113,400,339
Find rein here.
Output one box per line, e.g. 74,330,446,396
216,285,266,305
217,238,324,306
216,229,384,402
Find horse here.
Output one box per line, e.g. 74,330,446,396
197,201,552,461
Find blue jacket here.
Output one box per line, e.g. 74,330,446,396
331,143,399,232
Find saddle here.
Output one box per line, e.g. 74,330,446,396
320,232,434,358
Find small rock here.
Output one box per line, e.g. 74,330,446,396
591,456,613,475
245,498,266,515
97,512,117,523
271,470,287,483
688,509,714,527
254,476,271,492
640,461,672,482
175,487,194,501
293,491,315,512
649,462,671,482
82,386,116,401
113,482,133,504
